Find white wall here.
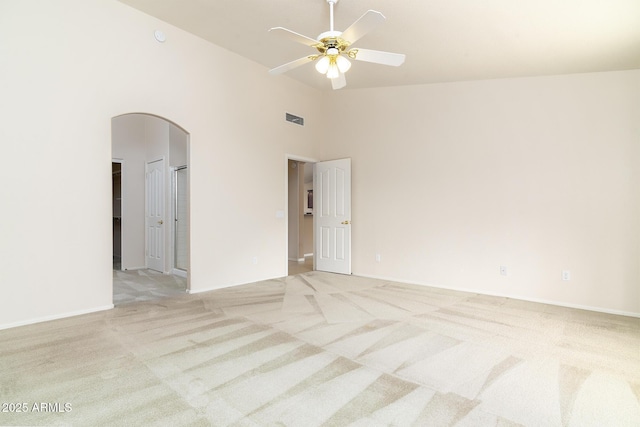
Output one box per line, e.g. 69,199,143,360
0,0,322,328
321,70,640,316
169,124,188,168
0,1,637,329
111,114,146,270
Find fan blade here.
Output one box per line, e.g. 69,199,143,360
340,10,385,45
350,48,405,66
269,27,320,47
269,56,316,75
331,73,346,90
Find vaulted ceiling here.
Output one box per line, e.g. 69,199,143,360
118,0,640,90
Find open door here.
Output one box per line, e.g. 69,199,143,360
146,158,165,272
314,158,351,274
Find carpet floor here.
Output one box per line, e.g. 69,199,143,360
1,271,639,426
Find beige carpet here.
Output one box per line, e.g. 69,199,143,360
1,271,639,426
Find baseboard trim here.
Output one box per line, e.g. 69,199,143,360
121,266,146,271
188,281,250,295
0,304,115,331
356,273,640,319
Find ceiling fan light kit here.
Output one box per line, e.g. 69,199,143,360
268,0,405,90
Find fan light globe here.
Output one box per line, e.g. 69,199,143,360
326,63,340,79
336,55,351,73
315,56,331,74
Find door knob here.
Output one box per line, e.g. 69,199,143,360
158,220,163,225
341,220,351,225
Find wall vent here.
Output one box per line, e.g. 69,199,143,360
286,112,304,126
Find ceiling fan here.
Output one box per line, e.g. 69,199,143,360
268,0,406,90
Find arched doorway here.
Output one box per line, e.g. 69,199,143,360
111,113,190,305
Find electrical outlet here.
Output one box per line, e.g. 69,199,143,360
375,254,381,263
500,266,508,276
252,257,258,265
562,270,571,281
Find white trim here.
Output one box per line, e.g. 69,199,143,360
356,273,640,319
112,158,124,271
169,166,177,277
285,154,319,164
188,280,256,295
0,305,114,331
304,253,314,257
171,165,189,281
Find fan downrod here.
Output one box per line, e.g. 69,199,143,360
326,0,339,32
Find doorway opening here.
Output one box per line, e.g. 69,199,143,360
112,161,122,270
111,113,190,305
172,165,188,277
287,157,315,276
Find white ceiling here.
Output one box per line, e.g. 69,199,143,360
118,0,640,91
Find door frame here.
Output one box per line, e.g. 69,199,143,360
285,154,319,275
112,159,124,271
171,165,188,278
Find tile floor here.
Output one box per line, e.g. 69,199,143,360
113,269,187,305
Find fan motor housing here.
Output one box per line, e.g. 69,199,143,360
316,31,350,54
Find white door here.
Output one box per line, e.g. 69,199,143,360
146,159,164,272
314,158,351,274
